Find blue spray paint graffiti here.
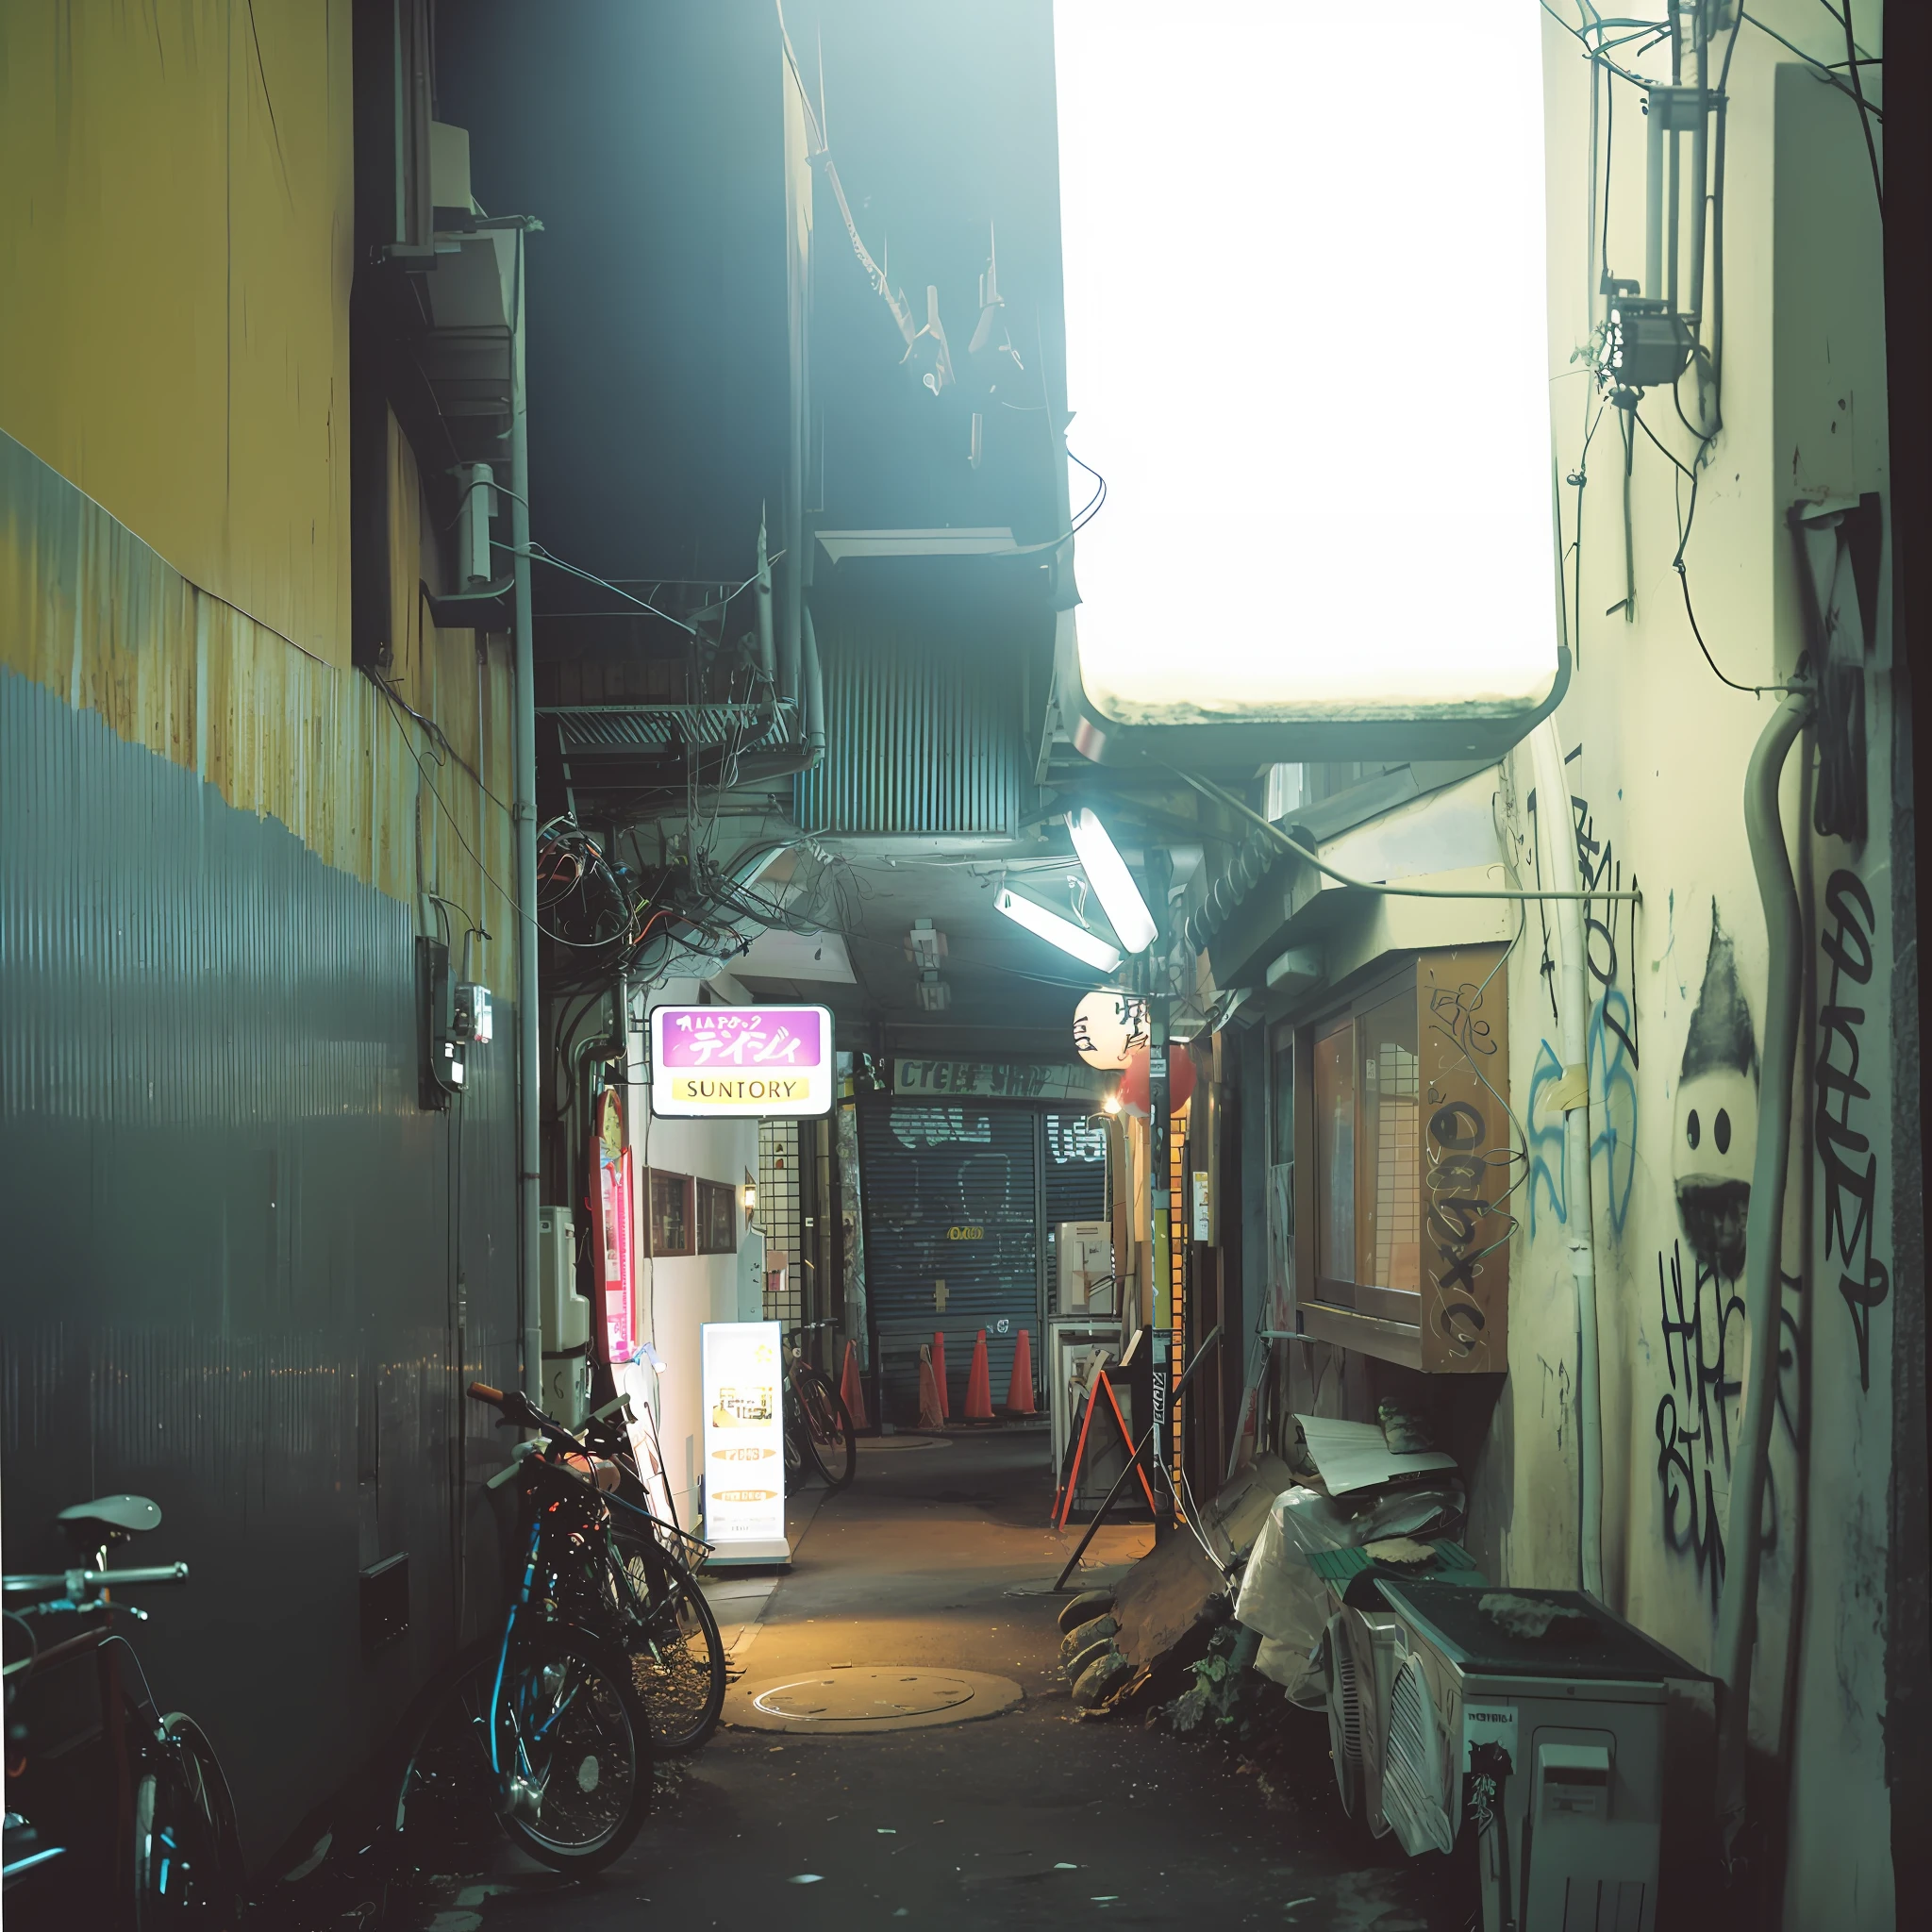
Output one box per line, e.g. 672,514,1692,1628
1526,1040,1567,1237
1523,768,1639,1237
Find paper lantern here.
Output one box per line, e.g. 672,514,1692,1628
1073,988,1151,1069
1117,1044,1196,1114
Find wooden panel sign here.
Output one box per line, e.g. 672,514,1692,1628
1416,945,1510,1374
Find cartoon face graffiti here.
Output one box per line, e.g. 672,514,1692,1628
1672,905,1758,1279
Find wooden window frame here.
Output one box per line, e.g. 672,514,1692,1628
695,1178,739,1256
648,1169,695,1258
1291,947,1509,1373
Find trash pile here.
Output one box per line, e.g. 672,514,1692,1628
1056,1406,1475,1776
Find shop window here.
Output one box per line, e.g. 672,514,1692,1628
649,1170,694,1257
1291,948,1509,1373
696,1179,739,1255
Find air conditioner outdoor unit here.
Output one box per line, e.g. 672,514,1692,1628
1322,1606,1405,1838
1366,1579,1704,1932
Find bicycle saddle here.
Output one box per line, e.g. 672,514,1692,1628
58,1494,162,1541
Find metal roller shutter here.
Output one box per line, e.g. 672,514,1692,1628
860,1102,1039,1424
1043,1111,1109,1308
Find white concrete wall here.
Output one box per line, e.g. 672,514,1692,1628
1481,10,1894,1921
626,976,761,1532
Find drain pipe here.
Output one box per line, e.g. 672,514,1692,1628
510,229,545,1409
1530,720,1604,1599
1713,685,1811,1855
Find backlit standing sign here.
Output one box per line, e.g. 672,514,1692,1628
648,1004,834,1117
701,1320,787,1555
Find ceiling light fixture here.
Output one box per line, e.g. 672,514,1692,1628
993,888,1122,974
1065,808,1157,954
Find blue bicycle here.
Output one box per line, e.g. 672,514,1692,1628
392,1384,654,1873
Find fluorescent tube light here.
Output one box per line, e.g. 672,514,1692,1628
1053,1,1561,753
1066,808,1158,954
994,888,1123,974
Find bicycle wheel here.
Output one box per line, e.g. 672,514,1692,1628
393,1644,506,1873
493,1626,652,1872
792,1363,857,1491
608,1527,727,1753
131,1716,243,1928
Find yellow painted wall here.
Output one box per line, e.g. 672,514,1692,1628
0,0,353,667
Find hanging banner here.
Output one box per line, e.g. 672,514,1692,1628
650,1004,834,1117
701,1321,789,1558
592,1090,637,1364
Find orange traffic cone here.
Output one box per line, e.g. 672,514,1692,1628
1004,1327,1036,1415
918,1345,946,1430
931,1331,950,1422
963,1329,994,1422
839,1340,870,1429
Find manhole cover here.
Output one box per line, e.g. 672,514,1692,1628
755,1670,977,1721
726,1665,1023,1733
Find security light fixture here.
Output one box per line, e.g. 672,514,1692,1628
993,888,1123,974
1065,809,1157,954
1051,0,1567,766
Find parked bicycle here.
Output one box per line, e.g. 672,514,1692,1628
783,1321,857,1492
4,1496,244,1929
579,1396,728,1753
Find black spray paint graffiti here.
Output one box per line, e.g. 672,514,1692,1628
1673,906,1758,1281
1654,1239,1803,1614
1815,869,1889,1391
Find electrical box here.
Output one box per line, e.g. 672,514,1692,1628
539,1206,591,1427
1056,1222,1114,1315
454,982,493,1045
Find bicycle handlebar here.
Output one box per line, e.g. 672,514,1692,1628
4,1563,189,1595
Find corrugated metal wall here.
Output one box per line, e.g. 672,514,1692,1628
859,1103,1039,1420
0,428,520,1866
0,667,519,1863
793,609,1023,837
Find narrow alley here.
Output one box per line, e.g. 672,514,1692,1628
403,1431,1446,1932
3,6,1925,1931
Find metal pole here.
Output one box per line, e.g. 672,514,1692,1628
510,230,544,1407
1145,848,1174,1541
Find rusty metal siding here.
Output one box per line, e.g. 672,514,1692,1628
0,425,523,1867
0,665,520,1863
793,608,1023,837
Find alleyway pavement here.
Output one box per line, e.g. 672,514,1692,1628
400,1431,1454,1931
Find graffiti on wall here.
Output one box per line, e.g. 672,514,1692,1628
1653,1239,1803,1612
1524,767,1640,1238
1672,905,1757,1280
1815,869,1889,1391
1650,902,1802,1611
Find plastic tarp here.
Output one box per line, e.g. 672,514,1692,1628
1234,1481,1465,1706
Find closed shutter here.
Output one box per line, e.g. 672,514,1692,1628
1044,1111,1109,1308
859,1102,1039,1423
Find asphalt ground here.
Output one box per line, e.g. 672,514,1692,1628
383,1429,1457,1931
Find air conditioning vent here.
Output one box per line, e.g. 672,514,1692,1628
1382,1653,1456,1857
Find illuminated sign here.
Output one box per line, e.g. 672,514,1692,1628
649,1004,835,1117
701,1321,787,1552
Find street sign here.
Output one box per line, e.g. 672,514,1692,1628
649,1004,834,1117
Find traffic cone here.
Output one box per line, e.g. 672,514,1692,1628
963,1329,994,1422
918,1345,946,1430
931,1331,950,1422
1004,1327,1037,1416
840,1340,870,1429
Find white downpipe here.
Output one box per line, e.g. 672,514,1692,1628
1530,720,1604,1598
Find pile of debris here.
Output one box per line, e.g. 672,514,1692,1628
1054,1408,1472,1726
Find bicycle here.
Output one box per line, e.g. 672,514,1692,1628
396,1381,702,1873
579,1395,728,1753
783,1321,857,1492
4,1495,245,1929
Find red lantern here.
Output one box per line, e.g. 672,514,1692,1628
1117,1044,1197,1114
